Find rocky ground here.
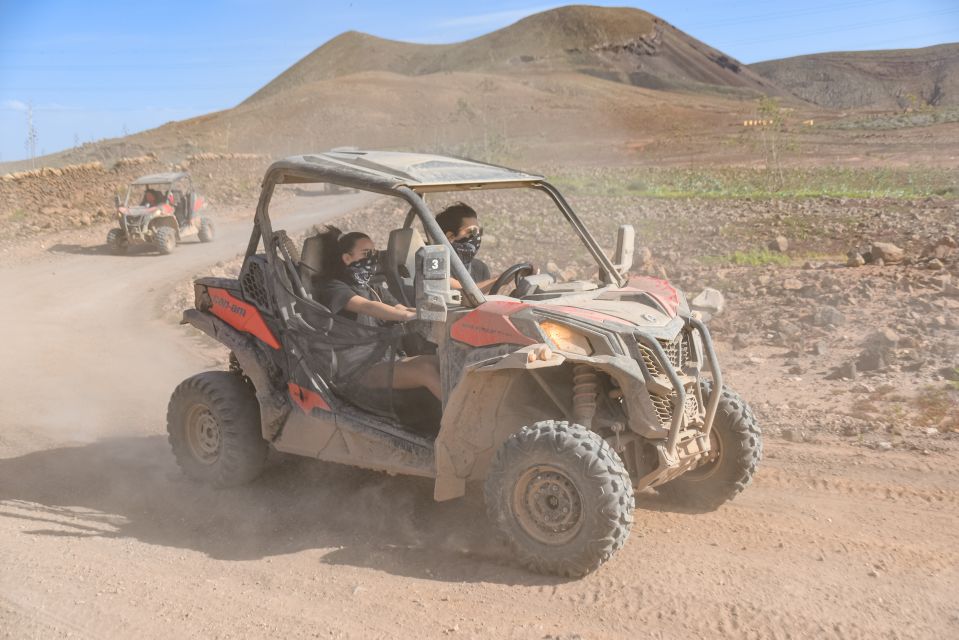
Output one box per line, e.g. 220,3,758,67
1,170,957,639
309,187,959,448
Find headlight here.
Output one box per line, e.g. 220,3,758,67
539,321,593,356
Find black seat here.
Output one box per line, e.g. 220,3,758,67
299,234,327,298
384,227,424,306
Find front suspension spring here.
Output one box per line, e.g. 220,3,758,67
572,364,598,428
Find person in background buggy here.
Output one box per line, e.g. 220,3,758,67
140,188,164,208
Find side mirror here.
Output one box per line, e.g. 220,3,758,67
612,224,635,275
414,245,460,323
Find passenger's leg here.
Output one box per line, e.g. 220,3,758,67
394,355,441,399
359,355,441,400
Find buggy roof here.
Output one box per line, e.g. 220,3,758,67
131,172,189,185
268,149,544,193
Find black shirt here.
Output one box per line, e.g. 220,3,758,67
315,277,380,327
468,258,491,283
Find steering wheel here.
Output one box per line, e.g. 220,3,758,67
488,262,535,295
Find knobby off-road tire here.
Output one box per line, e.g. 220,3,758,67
198,218,215,243
656,382,762,510
154,226,177,255
167,371,268,487
485,421,635,577
106,228,127,255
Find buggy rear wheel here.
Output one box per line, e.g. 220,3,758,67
484,421,634,577
167,371,267,487
154,226,176,254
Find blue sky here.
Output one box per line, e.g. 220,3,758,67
1,0,957,162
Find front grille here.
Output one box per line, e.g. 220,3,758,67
123,215,144,233
648,387,702,429
637,333,689,378
650,392,673,427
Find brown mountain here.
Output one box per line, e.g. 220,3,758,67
245,4,775,104
750,43,959,110
20,6,959,172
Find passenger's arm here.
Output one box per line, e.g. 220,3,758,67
345,295,416,321
450,276,498,294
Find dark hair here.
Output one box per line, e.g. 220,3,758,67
316,225,370,274
436,202,478,236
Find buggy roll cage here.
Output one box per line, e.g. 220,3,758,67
244,151,628,309
125,172,193,208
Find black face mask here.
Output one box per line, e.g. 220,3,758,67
452,232,482,266
345,254,377,287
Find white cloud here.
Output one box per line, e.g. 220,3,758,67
1,99,29,112
0,100,81,112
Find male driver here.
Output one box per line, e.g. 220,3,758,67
435,202,499,293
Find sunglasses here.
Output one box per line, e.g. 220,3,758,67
457,225,483,240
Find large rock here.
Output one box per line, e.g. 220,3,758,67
867,328,900,351
857,348,888,372
924,236,957,260
782,278,803,291
869,242,905,264
847,251,865,267
857,328,899,372
812,305,845,327
768,236,789,252
690,287,725,321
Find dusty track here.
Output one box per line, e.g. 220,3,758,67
0,197,957,639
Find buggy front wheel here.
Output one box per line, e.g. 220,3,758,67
154,226,177,254
484,421,634,577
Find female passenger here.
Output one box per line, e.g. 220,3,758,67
313,226,442,400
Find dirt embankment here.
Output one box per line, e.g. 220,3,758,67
0,153,270,245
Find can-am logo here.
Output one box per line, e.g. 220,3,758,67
211,292,246,317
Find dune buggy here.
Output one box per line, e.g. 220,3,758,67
167,150,762,576
107,172,214,255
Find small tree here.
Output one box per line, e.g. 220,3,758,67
757,96,785,191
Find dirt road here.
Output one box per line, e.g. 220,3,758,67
1,197,957,639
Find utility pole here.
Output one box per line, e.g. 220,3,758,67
25,102,38,169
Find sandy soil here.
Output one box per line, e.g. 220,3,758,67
1,195,957,640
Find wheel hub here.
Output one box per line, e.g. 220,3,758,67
186,404,221,464
513,466,583,545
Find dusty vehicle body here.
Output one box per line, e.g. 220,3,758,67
108,172,214,254
168,150,762,576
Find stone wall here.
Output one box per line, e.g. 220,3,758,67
0,153,270,237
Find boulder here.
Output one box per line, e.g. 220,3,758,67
826,362,857,380
768,236,789,252
691,287,725,320
782,278,803,291
869,242,905,264
812,305,845,327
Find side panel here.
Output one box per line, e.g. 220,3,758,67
208,287,281,349
449,300,535,347
434,369,561,500
272,407,338,458
272,409,436,478
288,382,331,413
